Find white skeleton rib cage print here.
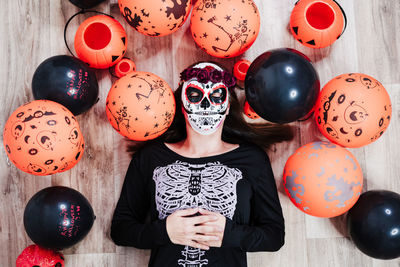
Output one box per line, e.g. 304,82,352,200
153,160,243,267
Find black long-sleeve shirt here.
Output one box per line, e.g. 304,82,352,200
111,141,285,267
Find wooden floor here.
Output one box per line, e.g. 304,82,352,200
1,0,399,266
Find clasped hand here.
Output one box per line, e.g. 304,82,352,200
166,207,226,250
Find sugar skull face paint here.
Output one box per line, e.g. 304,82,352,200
181,62,231,135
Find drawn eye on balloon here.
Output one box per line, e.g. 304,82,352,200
59,161,69,171
360,75,378,89
68,128,80,145
344,102,368,124
37,131,57,150
11,121,25,139
323,123,339,139
27,163,46,175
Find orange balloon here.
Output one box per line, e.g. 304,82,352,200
115,58,136,78
190,0,260,58
243,100,259,119
3,100,84,176
315,73,392,148
290,0,345,48
106,71,176,141
283,141,363,218
118,0,192,37
74,15,127,69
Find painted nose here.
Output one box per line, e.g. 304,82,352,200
200,97,210,109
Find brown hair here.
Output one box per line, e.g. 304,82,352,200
127,84,294,154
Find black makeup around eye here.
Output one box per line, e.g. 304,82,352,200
209,87,227,104
186,86,204,103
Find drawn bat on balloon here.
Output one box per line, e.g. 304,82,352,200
166,0,189,20
123,7,142,30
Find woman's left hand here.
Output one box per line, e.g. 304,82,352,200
196,208,226,247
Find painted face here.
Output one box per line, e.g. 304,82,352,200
181,63,229,135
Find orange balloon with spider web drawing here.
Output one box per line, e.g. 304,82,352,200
118,0,192,37
190,0,260,58
3,100,85,176
106,72,176,141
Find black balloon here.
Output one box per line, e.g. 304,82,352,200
347,190,400,259
245,48,320,123
69,0,106,9
24,186,95,250
32,55,99,115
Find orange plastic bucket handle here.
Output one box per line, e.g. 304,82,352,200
294,0,347,39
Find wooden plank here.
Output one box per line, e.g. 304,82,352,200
306,237,373,267
0,1,54,266
1,0,400,266
364,84,400,192
354,0,400,84
64,253,116,266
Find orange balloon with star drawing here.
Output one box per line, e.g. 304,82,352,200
190,0,260,58
3,100,84,176
118,0,192,37
106,71,176,141
283,141,363,218
315,73,392,148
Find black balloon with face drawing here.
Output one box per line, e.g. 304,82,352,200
315,73,392,148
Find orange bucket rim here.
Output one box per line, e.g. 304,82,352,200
303,1,338,32
78,17,119,52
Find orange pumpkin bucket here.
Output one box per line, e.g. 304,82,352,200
74,15,127,69
315,73,392,148
243,100,260,119
290,0,347,48
106,71,176,141
114,58,136,78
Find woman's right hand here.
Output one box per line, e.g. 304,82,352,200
166,207,223,250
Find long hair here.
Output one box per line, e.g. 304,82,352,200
127,64,294,154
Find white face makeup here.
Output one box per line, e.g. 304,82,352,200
181,63,229,135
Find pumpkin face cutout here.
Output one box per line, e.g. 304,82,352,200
106,71,175,141
315,73,392,148
118,0,192,37
74,15,127,69
3,100,84,176
243,100,259,119
16,245,64,267
283,141,363,218
290,0,345,48
190,0,260,58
